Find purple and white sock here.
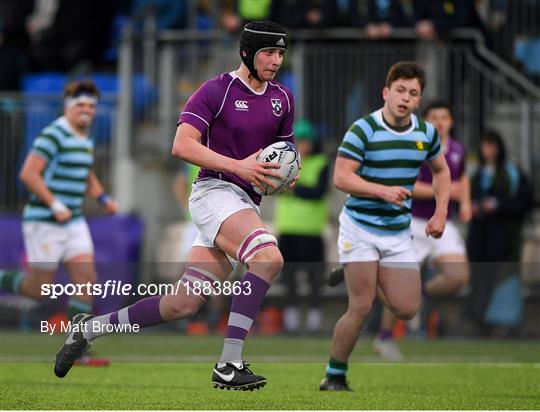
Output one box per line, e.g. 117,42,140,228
83,295,164,340
377,328,393,341
218,272,270,364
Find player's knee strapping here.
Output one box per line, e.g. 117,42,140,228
236,228,278,265
180,266,222,301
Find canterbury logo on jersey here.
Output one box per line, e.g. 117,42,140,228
235,100,249,111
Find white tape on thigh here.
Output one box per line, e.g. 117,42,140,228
180,266,221,301
236,228,277,264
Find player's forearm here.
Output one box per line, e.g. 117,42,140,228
19,171,55,206
334,170,385,199
172,136,238,175
412,181,434,200
432,166,451,217
86,171,105,199
460,174,471,204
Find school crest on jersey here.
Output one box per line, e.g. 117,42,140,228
450,151,461,165
271,99,282,117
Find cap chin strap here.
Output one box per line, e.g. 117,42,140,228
248,47,286,81
242,50,261,81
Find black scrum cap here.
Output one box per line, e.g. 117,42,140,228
239,21,288,80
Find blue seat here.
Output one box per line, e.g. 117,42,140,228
514,37,540,76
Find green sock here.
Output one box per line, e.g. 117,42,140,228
326,356,348,378
0,269,26,294
67,297,93,320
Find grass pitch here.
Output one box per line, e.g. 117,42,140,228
1,332,539,410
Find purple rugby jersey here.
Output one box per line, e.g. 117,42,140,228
412,137,466,220
177,71,295,205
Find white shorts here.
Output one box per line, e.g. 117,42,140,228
338,211,419,269
411,217,467,262
189,178,259,248
22,219,94,270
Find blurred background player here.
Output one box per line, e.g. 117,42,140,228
275,119,329,334
373,101,471,360
320,62,450,391
53,20,296,391
0,79,118,366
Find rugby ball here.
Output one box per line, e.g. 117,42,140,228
253,141,301,196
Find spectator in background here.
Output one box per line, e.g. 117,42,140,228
0,0,33,90
361,0,412,39
26,0,59,44
274,119,330,334
486,0,507,32
131,0,188,31
221,0,272,33
466,130,533,334
269,0,339,28
30,0,115,72
413,0,485,40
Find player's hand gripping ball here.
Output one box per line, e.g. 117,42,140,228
254,142,301,196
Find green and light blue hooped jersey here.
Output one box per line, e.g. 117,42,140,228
23,116,94,224
338,108,442,235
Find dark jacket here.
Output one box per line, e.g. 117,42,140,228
413,0,483,31
465,163,532,327
467,164,532,262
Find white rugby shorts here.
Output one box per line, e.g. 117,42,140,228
22,219,94,270
338,211,419,270
189,178,259,249
411,216,467,262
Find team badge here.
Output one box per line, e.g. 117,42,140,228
416,140,425,150
450,152,461,164
271,99,282,117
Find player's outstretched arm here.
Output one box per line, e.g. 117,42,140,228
19,153,72,222
171,123,281,193
425,154,451,238
334,156,411,206
87,170,118,214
